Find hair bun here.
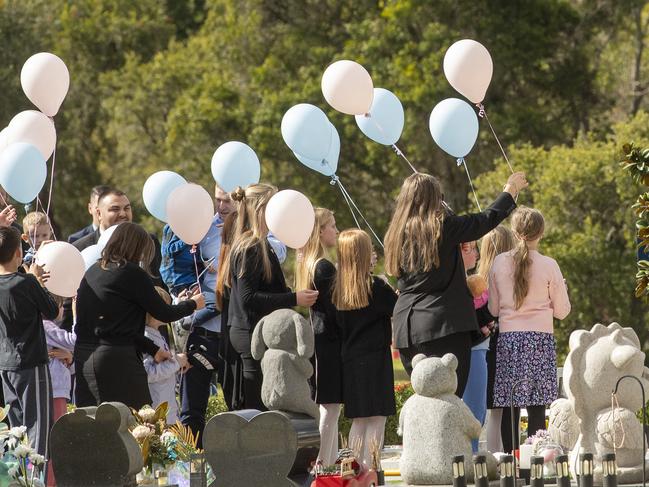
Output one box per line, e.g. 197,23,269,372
231,187,246,202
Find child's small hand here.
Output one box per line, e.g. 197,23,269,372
0,205,17,227
28,263,50,285
480,325,491,337
49,348,73,365
154,348,172,363
176,353,191,373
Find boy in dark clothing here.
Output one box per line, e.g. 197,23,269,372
0,226,59,458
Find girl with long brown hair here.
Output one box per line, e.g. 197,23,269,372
74,222,204,409
384,171,527,396
333,229,397,467
295,208,340,466
488,207,570,453
228,184,318,410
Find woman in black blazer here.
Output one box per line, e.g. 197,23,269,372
228,184,318,410
384,171,527,396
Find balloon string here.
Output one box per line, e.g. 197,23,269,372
336,177,385,250
46,117,56,218
476,104,514,174
331,176,361,229
190,245,202,294
365,113,418,173
457,158,482,212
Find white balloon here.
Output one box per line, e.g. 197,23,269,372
166,183,215,245
443,39,493,104
35,242,85,297
321,60,374,115
81,244,102,271
21,52,70,117
7,110,56,160
265,190,315,249
97,225,119,249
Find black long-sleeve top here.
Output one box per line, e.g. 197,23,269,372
0,273,59,370
336,277,398,361
392,192,516,349
75,262,196,355
228,240,296,331
312,259,337,339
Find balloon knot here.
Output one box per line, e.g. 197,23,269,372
456,158,465,167
329,175,339,186
476,103,486,118
190,244,197,254
364,112,371,118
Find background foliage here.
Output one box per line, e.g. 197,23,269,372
2,0,649,357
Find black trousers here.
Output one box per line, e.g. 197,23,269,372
501,405,546,453
179,329,220,449
229,326,265,411
218,324,244,411
399,331,472,397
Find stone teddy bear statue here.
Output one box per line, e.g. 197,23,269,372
548,323,649,482
399,353,482,485
251,308,319,420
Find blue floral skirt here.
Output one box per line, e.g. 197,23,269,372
492,331,557,408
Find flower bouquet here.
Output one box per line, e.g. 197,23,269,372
0,406,46,487
130,403,213,486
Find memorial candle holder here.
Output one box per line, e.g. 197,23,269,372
499,454,515,487
555,454,571,487
579,453,594,487
530,456,544,487
473,455,489,487
602,453,618,487
452,455,467,487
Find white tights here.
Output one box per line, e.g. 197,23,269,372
486,408,503,453
318,404,342,466
348,416,387,467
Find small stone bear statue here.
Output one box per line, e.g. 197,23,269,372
399,353,481,485
251,308,319,420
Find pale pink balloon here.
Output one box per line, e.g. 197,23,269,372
443,39,493,104
7,110,56,160
166,183,215,245
21,52,70,117
321,60,374,115
35,242,85,298
265,190,315,249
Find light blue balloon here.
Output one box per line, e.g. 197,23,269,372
281,103,332,161
429,98,479,158
293,123,339,176
0,142,47,203
211,141,261,192
142,170,187,222
355,88,404,145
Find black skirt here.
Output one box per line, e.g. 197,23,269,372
486,329,498,409
342,349,396,418
74,342,152,410
313,334,343,404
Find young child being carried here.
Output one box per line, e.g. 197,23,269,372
143,287,190,424
21,211,52,268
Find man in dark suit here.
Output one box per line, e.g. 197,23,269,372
67,185,111,244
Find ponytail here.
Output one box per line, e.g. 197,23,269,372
512,239,531,309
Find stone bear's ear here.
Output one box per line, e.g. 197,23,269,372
412,354,427,369
441,353,458,371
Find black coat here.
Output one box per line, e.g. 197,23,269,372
228,240,296,331
67,224,95,244
392,192,516,349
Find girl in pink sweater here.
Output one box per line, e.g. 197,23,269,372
488,207,570,453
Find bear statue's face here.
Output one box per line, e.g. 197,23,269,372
581,332,647,411
411,353,458,397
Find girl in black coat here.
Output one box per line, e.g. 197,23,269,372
333,229,397,467
294,207,340,466
75,222,204,409
227,184,318,410
383,171,528,396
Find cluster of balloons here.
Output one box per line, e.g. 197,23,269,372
0,53,69,203
429,39,493,161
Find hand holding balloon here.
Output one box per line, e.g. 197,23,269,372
0,206,17,227
503,172,528,197
296,289,319,307
28,261,50,286
191,293,206,310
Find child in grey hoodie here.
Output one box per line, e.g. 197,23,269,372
143,287,190,424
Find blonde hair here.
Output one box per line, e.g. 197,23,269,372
22,212,49,232
295,208,335,291
384,173,445,277
146,286,171,324
510,207,545,309
230,183,278,282
215,211,237,312
477,226,515,281
332,229,373,310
